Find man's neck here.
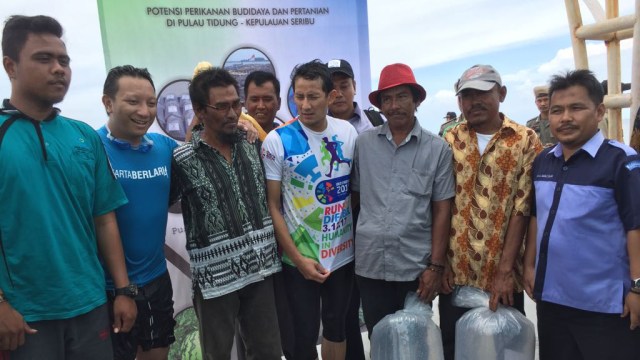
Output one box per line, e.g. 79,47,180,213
202,130,233,162
389,118,415,145
106,121,144,147
331,104,356,121
472,115,503,135
8,96,55,121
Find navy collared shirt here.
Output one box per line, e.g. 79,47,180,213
532,131,640,313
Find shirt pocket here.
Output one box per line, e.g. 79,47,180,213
69,146,96,195
404,168,433,197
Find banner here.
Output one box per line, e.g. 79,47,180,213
97,1,371,358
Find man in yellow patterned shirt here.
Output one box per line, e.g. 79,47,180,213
440,64,542,360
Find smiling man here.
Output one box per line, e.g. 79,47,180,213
98,65,178,360
441,64,542,360
244,70,282,134
171,67,282,359
262,60,357,360
524,70,640,360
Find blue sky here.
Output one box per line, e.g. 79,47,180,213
0,0,635,139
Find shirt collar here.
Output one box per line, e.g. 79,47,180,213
551,130,604,158
105,123,154,150
378,117,422,144
1,98,60,121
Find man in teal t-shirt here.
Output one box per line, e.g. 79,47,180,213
0,15,135,360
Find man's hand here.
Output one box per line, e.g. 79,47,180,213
0,302,37,350
417,268,442,302
440,261,455,294
238,118,259,143
489,268,515,311
622,292,640,330
523,265,536,300
295,257,330,283
112,296,137,334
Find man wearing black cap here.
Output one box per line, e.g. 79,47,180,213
351,63,455,333
440,64,542,360
438,111,462,138
326,59,381,133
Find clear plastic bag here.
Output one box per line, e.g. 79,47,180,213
452,286,535,360
371,292,444,360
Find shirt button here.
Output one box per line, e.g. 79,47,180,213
562,166,568,171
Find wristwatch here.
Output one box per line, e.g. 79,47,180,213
114,284,138,298
631,278,640,294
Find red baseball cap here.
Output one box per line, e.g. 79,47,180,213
369,63,426,108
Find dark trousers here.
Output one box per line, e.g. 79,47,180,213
345,280,365,360
356,275,420,335
193,276,282,360
10,304,112,360
438,290,524,360
537,300,640,360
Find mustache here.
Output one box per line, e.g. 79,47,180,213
470,105,487,111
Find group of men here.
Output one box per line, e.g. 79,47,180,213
1,14,640,360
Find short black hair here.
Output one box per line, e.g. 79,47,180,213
103,65,155,99
291,59,333,95
244,71,280,99
2,15,63,61
189,67,239,111
549,69,603,106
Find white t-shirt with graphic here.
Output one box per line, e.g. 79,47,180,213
262,116,357,271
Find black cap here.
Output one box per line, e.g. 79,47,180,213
326,59,354,78
445,111,457,119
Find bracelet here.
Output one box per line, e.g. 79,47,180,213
630,288,640,295
427,266,444,274
427,262,445,269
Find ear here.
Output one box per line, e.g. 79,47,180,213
328,89,338,104
352,79,357,94
3,56,17,80
194,106,207,121
276,96,282,111
499,86,507,102
102,94,113,115
595,102,606,123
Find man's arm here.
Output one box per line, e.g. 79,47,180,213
623,229,640,329
523,216,537,299
490,214,528,311
266,180,329,283
417,198,451,302
0,300,36,350
94,212,137,333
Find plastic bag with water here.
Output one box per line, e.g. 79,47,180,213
452,286,535,360
370,292,444,360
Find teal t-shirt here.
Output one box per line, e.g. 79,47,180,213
0,111,127,322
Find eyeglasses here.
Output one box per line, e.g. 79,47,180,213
205,100,243,112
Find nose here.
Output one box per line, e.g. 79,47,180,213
137,103,151,118
51,59,66,75
257,99,266,109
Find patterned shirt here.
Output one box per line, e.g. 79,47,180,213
171,131,280,299
445,114,542,291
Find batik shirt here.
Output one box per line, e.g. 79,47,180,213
445,114,542,291
262,117,358,271
171,131,280,299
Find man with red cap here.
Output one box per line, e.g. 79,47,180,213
440,64,542,360
351,63,455,333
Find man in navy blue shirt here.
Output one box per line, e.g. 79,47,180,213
524,69,640,360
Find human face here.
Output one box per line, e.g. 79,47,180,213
294,77,334,132
3,33,71,109
457,85,506,134
197,85,241,143
379,85,418,130
245,81,280,132
103,76,157,146
535,95,550,118
329,74,356,120
549,85,603,154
